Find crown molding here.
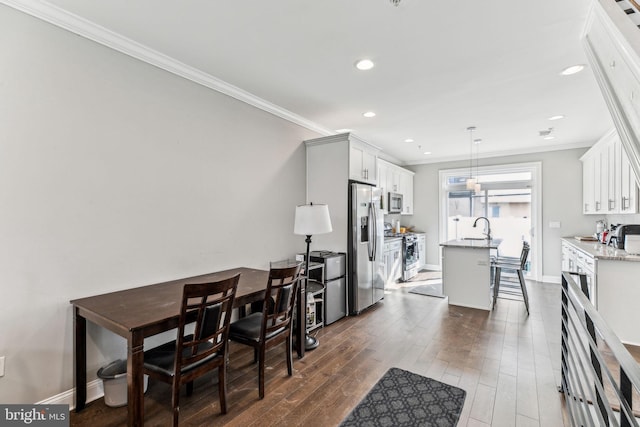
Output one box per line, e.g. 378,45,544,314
1,0,333,137
404,140,594,166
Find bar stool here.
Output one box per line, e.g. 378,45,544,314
492,241,530,314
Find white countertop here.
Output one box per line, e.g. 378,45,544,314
562,237,640,262
440,238,502,249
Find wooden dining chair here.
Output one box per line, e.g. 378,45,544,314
492,241,530,314
143,273,240,426
228,264,302,399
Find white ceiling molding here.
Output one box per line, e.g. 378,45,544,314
404,140,594,166
1,0,334,137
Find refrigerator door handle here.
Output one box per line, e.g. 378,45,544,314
367,202,375,261
371,201,377,261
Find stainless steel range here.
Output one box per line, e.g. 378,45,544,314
384,223,420,282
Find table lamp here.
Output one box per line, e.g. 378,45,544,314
294,202,332,350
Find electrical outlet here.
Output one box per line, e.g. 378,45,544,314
0,356,5,377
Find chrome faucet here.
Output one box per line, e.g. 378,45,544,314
473,217,492,240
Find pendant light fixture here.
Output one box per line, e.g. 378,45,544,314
474,137,482,193
466,126,477,190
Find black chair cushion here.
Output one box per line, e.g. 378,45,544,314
143,335,218,377
229,312,285,343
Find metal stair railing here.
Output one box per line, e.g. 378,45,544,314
560,271,640,426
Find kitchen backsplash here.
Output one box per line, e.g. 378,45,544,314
603,214,640,227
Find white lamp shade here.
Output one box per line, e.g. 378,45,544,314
466,178,477,190
294,204,332,236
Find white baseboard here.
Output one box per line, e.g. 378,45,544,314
542,275,561,284
37,379,104,410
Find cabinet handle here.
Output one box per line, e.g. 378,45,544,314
584,203,588,211
623,196,629,210
595,201,601,211
609,199,615,210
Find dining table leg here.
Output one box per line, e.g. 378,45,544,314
127,331,145,427
73,307,87,412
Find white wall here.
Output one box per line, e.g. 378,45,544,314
407,148,596,280
0,5,321,404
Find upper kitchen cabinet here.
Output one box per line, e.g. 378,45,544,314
581,130,639,214
305,133,380,251
377,159,415,215
348,138,379,185
583,2,640,188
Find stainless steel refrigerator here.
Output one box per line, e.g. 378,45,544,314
348,182,385,315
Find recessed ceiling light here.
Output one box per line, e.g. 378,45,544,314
543,136,555,140
363,111,376,118
561,64,585,75
355,59,375,71
335,128,353,133
423,151,432,155
404,138,414,143
548,115,565,121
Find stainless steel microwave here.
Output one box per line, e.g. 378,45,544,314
388,192,403,214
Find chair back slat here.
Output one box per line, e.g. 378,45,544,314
262,265,301,338
520,242,530,270
176,274,239,371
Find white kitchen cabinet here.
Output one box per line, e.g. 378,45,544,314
581,130,639,214
561,241,596,306
562,238,640,345
620,144,639,213
377,164,388,213
383,239,402,286
349,140,378,185
389,169,400,193
377,159,414,215
594,148,604,213
417,233,426,270
583,153,596,214
399,171,414,215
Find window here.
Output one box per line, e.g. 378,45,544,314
439,163,541,280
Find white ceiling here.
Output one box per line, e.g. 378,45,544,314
22,0,613,164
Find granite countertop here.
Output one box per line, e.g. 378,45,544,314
440,238,502,249
562,237,640,262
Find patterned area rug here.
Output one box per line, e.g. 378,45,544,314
340,367,466,427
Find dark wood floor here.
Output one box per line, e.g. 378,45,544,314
71,281,567,426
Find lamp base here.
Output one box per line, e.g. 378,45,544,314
305,334,319,350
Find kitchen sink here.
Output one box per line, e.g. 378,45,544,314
462,237,488,241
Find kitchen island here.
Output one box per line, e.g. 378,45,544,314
441,239,501,311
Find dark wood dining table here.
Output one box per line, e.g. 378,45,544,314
71,267,296,427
